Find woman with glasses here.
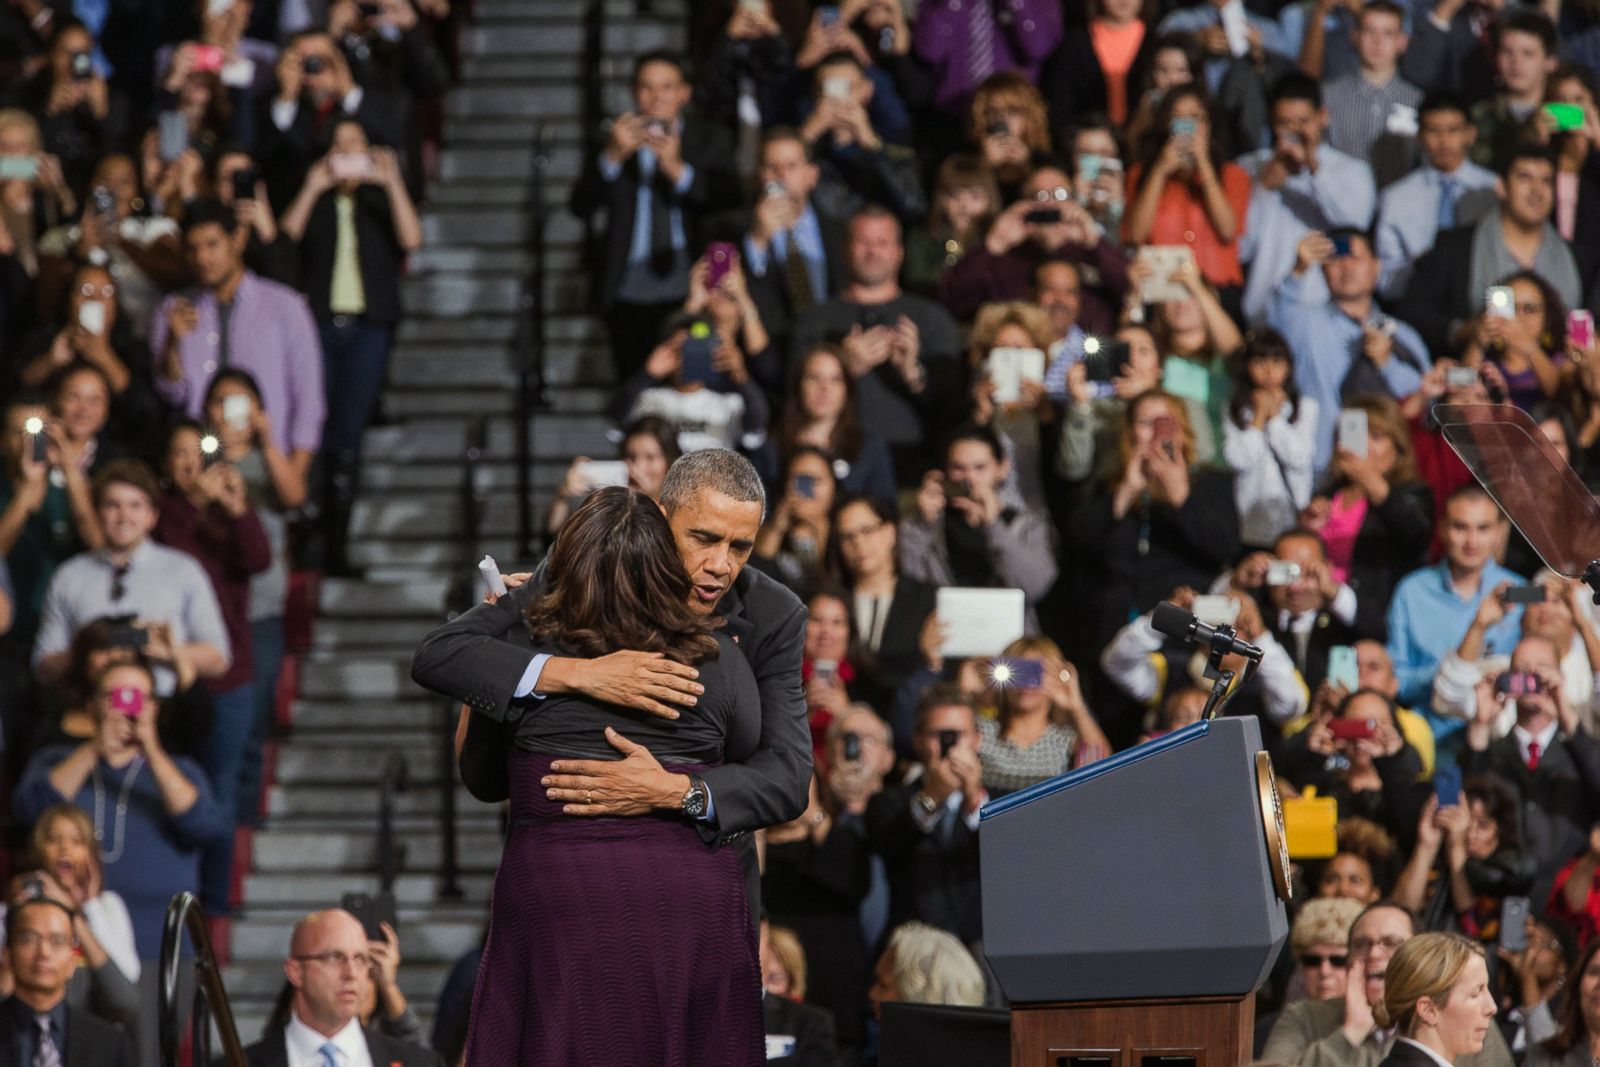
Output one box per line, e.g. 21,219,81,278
1393,776,1534,940
1456,271,1570,410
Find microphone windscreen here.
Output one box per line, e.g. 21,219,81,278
1151,601,1193,641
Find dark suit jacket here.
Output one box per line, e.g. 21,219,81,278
0,1001,133,1067
1461,727,1600,915
764,994,841,1067
243,1025,443,1067
1345,480,1434,643
254,85,411,214
1039,23,1158,136
739,205,851,374
1266,607,1362,692
864,780,983,945
851,577,938,718
410,562,812,838
1400,9,1497,105
567,115,741,308
1380,1038,1468,1067
297,184,407,323
1396,224,1477,360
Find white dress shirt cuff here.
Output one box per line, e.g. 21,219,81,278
1330,583,1358,627
513,653,552,700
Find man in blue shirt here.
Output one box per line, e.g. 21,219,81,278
1268,227,1427,474
1387,484,1525,747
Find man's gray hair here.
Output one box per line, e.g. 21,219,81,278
659,449,767,517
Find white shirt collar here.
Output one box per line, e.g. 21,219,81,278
1513,718,1560,762
285,1013,371,1067
1395,1037,1455,1067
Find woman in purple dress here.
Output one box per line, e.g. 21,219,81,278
464,487,764,1066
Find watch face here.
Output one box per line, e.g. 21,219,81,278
684,780,708,817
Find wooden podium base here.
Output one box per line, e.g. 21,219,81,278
1011,994,1254,1067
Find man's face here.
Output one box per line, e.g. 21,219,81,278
1033,262,1081,338
1354,640,1398,697
1348,906,1414,1007
946,440,1006,494
634,59,690,122
97,483,157,553
56,369,109,444
846,216,903,287
914,704,978,766
8,904,75,1003
1509,636,1559,715
665,488,762,613
831,710,893,777
1353,11,1406,72
287,911,369,1030
1442,497,1505,574
1322,234,1379,301
297,34,341,100
759,138,819,201
1496,29,1554,97
1419,108,1475,173
1504,157,1555,227
1271,99,1325,152
185,222,243,290
1270,534,1327,615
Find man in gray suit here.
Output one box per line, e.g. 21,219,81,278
1263,901,1512,1066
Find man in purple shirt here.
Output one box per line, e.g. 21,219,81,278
151,200,325,499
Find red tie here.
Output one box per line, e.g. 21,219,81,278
1527,740,1541,771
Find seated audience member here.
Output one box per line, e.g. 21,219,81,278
964,72,1053,203
1292,897,1368,1006
937,161,1130,329
2,865,138,1028
1468,11,1557,173
263,918,427,1048
1316,820,1398,904
1399,145,1583,361
567,51,738,384
1546,827,1600,950
695,0,793,169
965,300,1057,510
12,21,108,193
1377,91,1498,299
0,898,134,1066
1268,230,1427,474
830,494,937,724
615,319,770,454
0,109,74,287
977,636,1109,797
1491,915,1569,1054
1396,0,1499,100
31,460,229,687
794,51,923,222
150,199,324,491
1143,684,1208,741
1282,689,1430,846
741,129,847,350
865,684,986,946
902,155,999,300
1040,1,1155,131
1239,74,1377,324
1321,1,1422,190
682,248,777,391
1124,85,1251,298
14,658,223,967
900,424,1058,623
1262,900,1514,1064
1056,322,1164,488
1230,530,1364,687
1286,640,1439,778
753,448,836,601
759,344,895,504
1221,329,1318,549
1393,778,1534,937
1462,634,1600,918
31,805,139,991
546,416,680,539
1386,486,1524,734
1523,935,1600,1066
1456,271,1570,410
911,0,1062,118
759,920,842,1067
1063,391,1239,657
790,206,962,484
243,909,442,1067
14,267,146,413
867,922,988,1018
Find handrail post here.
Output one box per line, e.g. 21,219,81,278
516,121,549,562
159,893,248,1067
437,416,484,902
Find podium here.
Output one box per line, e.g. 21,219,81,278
979,716,1290,1067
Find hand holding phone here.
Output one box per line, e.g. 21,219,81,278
1327,645,1359,692
937,728,960,758
1338,408,1369,459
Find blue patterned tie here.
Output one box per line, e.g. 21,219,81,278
1437,175,1458,231
32,1017,60,1067
320,1043,339,1067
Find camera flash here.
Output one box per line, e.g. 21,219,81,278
23,417,43,435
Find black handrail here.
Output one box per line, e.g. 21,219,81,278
580,0,606,252
376,751,410,892
514,121,551,561
159,893,247,1067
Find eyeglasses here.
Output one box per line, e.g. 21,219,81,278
1033,186,1072,203
837,522,884,545
110,564,129,602
78,283,114,299
14,932,74,951
294,951,370,970
1349,935,1407,954
1299,952,1348,969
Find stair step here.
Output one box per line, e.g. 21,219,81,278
408,244,530,273
241,871,495,908
232,913,488,963
349,539,520,571
298,655,420,701
361,415,613,464
251,827,502,873
397,315,518,343
389,340,613,389
272,744,449,786
287,699,440,733
349,495,540,541
309,616,438,651
361,457,566,493
317,577,451,618
446,116,583,146
263,781,485,819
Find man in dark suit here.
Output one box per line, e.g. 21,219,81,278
244,909,440,1067
1234,530,1367,690
1461,634,1600,915
0,900,133,1067
864,684,985,947
761,921,842,1067
410,450,811,911
568,50,741,384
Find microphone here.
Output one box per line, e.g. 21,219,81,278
1151,601,1265,663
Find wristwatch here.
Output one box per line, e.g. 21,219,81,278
914,791,940,817
681,774,709,819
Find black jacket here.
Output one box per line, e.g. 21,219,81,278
0,999,133,1067
1344,480,1434,642
1265,607,1364,693
297,184,407,323
244,1025,442,1067
567,115,741,308
254,83,411,214
864,780,983,946
732,204,851,374
850,577,938,719
764,994,842,1067
1396,224,1477,360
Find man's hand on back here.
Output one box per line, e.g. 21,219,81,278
540,650,704,720
543,727,691,816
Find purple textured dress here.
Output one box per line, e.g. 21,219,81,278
465,635,764,1066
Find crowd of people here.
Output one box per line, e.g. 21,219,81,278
535,0,1600,1063
0,0,446,1059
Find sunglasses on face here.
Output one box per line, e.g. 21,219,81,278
1299,952,1348,969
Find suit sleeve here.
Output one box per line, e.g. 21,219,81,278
697,598,812,837
1259,1001,1368,1067
409,582,541,720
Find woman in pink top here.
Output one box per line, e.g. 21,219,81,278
1537,65,1600,246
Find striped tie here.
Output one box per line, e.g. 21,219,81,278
320,1043,340,1067
33,1017,61,1067
968,1,997,87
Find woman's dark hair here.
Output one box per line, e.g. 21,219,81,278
46,360,113,408
1528,399,1580,474
1462,774,1522,853
619,414,681,467
1227,328,1302,429
1497,269,1568,351
1543,934,1600,1053
1138,33,1201,97
203,367,264,409
64,618,120,709
1335,687,1402,731
824,493,899,583
1136,84,1228,187
524,487,720,664
780,344,863,466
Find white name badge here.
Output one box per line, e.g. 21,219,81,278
1386,103,1419,137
